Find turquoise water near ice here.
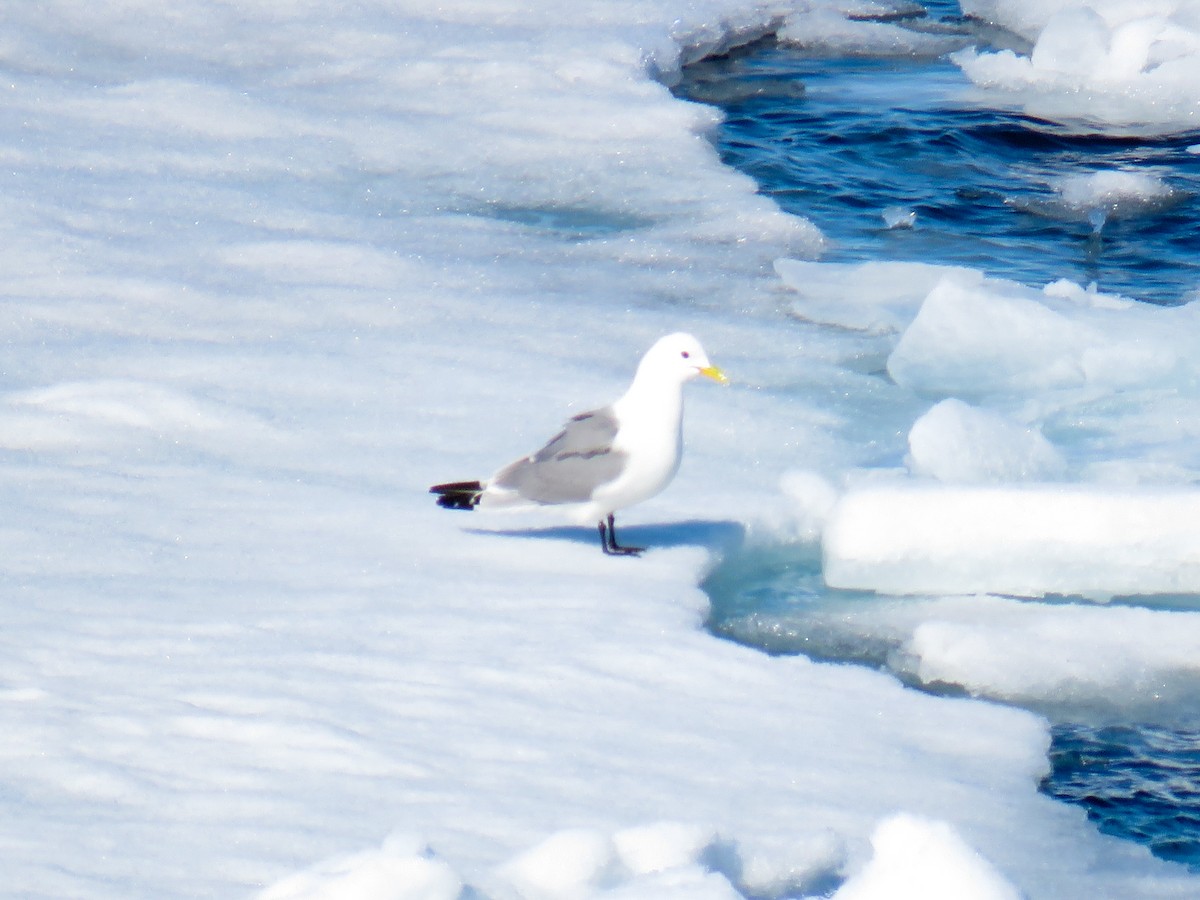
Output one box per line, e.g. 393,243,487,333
680,4,1200,873
702,552,1200,871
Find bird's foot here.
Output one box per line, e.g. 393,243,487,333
599,515,644,557
603,543,644,557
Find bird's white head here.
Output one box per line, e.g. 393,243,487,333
637,332,729,386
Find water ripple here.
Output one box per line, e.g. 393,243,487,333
674,34,1200,304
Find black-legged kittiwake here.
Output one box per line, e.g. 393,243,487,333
430,333,728,556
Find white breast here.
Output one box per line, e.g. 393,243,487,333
585,389,684,519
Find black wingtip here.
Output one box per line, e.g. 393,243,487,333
430,481,484,511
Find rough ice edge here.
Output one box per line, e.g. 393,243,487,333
823,482,1200,599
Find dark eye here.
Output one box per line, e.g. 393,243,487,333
681,351,690,359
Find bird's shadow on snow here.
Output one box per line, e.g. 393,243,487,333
467,519,745,553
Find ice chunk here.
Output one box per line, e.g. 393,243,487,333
612,822,717,876
736,836,846,900
257,835,462,900
907,398,1065,482
823,483,1200,598
881,206,916,229
1027,7,1109,77
887,278,1095,394
887,276,1191,396
953,4,1200,133
832,814,1020,900
1055,169,1175,213
498,829,619,896
1011,169,1178,229
496,826,753,899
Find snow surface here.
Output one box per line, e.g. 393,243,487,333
2,1,1200,898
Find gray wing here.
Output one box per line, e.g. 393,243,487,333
493,408,626,504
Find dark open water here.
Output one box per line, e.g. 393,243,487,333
678,1,1200,874
675,5,1200,305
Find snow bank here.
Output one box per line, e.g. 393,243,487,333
823,483,1200,598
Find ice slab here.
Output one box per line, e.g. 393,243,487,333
887,275,1198,396
823,483,1200,598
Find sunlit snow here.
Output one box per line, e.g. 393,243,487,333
3,1,1200,898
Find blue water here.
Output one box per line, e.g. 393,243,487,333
674,10,1200,305
682,4,1200,873
1047,724,1200,869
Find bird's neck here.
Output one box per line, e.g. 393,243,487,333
613,371,685,429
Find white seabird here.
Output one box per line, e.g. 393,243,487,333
430,332,728,556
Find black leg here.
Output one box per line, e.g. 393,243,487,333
600,513,643,556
